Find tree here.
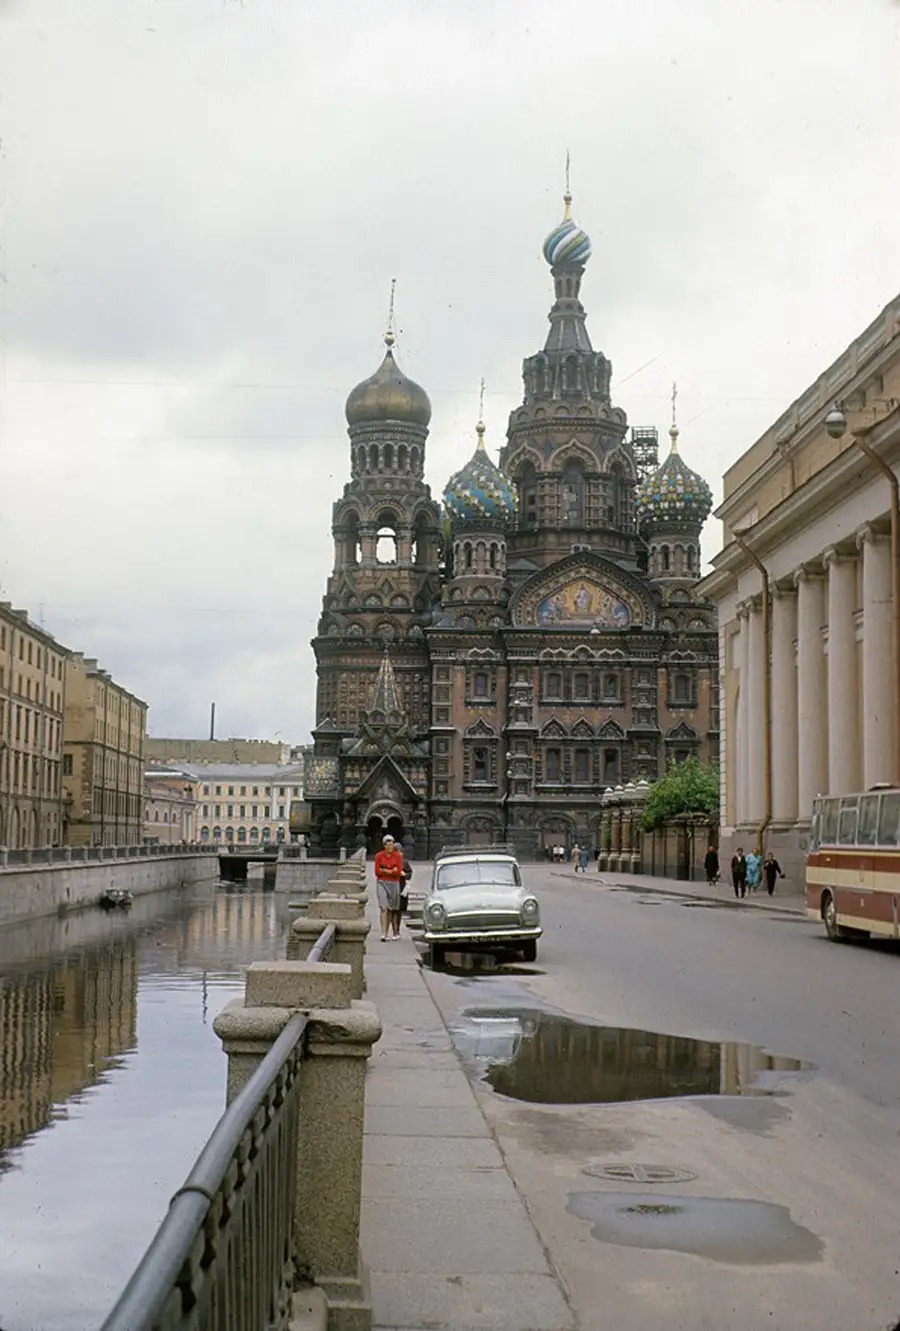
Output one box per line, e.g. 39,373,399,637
640,757,719,831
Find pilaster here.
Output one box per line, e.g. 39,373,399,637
857,524,895,789
771,583,798,824
824,546,860,794
794,566,828,821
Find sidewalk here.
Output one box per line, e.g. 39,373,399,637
548,866,808,916
360,887,575,1331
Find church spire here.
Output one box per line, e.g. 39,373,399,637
368,649,403,718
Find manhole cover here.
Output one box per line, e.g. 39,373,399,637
583,1163,697,1184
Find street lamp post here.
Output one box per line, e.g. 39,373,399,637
732,528,772,853
825,403,900,787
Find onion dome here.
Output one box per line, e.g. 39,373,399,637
443,422,516,530
635,423,713,531
542,191,592,268
345,333,431,428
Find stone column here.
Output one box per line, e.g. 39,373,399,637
824,546,860,794
214,961,381,1331
745,599,766,826
735,605,751,826
795,567,828,821
858,525,895,789
770,584,798,824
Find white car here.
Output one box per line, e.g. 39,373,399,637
422,849,541,967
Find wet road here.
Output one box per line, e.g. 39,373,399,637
0,881,292,1331
418,867,900,1331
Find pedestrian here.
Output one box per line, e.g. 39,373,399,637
704,845,720,885
393,841,413,937
571,843,581,871
731,846,747,899
745,847,762,892
579,845,590,872
373,833,404,941
763,852,784,896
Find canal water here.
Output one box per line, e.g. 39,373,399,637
0,879,293,1331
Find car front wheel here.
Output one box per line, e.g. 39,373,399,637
430,943,445,969
521,940,538,963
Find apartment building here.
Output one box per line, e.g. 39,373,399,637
63,654,148,846
0,604,67,849
143,767,200,844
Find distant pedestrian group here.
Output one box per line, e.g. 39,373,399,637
729,846,784,899
572,843,590,872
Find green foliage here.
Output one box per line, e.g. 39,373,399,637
640,757,720,831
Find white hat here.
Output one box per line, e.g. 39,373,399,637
382,834,395,844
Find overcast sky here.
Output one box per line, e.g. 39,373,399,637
1,0,898,743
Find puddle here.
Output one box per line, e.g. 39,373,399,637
449,1007,811,1105
566,1191,823,1264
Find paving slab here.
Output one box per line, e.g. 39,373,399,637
360,874,575,1331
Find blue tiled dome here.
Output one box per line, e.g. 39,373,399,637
542,212,592,268
443,426,516,529
636,429,713,531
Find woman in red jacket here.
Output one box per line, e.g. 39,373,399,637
373,834,404,941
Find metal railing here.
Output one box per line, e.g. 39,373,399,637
101,1010,309,1331
307,922,335,963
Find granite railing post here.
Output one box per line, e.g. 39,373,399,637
288,900,370,998
213,958,381,1331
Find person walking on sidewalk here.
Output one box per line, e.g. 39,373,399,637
571,843,582,871
704,845,720,885
763,852,785,896
392,841,413,938
731,847,747,899
745,847,762,892
373,834,403,941
579,845,590,873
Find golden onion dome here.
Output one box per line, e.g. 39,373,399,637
345,335,432,428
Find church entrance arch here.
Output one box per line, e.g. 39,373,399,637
365,802,405,854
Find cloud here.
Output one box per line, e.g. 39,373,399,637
2,0,899,738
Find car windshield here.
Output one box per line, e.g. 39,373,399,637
435,861,521,889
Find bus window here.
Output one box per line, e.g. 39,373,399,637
838,799,858,846
857,794,880,846
821,799,840,845
877,792,900,846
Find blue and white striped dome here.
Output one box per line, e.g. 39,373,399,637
542,213,592,268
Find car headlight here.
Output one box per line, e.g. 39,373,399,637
521,898,540,924
426,901,446,929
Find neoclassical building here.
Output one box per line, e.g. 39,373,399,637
698,291,900,878
302,193,719,858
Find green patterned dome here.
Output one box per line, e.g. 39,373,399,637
443,423,516,530
635,426,712,532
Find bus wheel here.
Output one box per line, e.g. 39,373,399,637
822,892,844,942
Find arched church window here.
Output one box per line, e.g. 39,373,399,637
686,546,695,572
473,747,489,782
464,543,474,570
602,672,619,700
661,545,671,572
545,672,563,699
375,514,398,564
410,446,420,473
357,446,366,472
344,511,360,566
398,444,408,472
518,462,538,528
545,748,562,782
369,444,379,471
562,461,586,526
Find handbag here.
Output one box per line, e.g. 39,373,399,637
398,876,409,912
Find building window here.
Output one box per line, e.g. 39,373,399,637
473,670,489,699
203,785,210,795
227,804,234,817
237,827,247,842
673,748,691,765
240,785,246,795
228,785,234,796
225,826,235,841
278,804,285,818
544,672,563,700
673,672,692,704
239,804,246,817
603,749,619,783
573,672,591,702
63,753,72,776
545,748,562,782
215,785,221,795
472,747,489,783
574,748,591,783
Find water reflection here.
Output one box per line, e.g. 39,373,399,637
0,883,292,1331
450,1007,811,1104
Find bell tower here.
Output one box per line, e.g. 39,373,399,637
313,319,442,739
500,184,639,572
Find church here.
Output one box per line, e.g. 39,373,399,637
299,191,718,859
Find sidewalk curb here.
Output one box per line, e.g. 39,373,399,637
547,870,808,918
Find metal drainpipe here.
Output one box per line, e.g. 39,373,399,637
848,423,900,787
734,534,772,854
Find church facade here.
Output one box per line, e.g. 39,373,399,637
300,194,718,859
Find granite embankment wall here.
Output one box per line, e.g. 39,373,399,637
0,850,220,928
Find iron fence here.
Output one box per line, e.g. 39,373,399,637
100,1011,309,1331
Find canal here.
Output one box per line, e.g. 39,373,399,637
0,878,293,1331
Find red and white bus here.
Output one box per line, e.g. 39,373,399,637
806,788,900,942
